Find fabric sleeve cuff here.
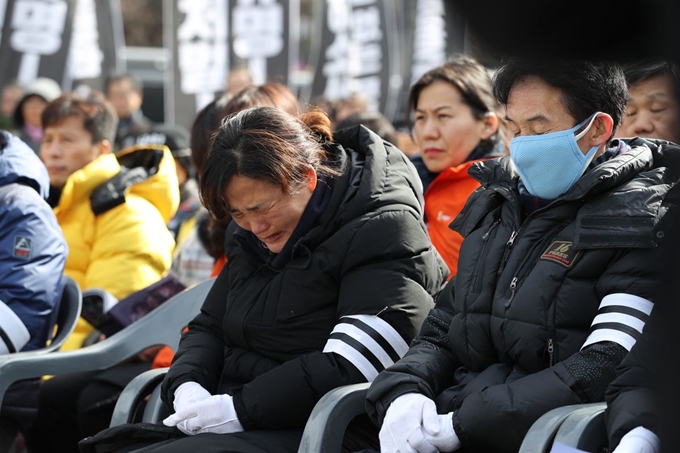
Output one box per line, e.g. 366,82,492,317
231,387,259,430
0,300,31,354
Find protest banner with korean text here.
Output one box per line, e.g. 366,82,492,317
305,0,403,121
65,0,125,93
164,0,299,130
0,0,76,88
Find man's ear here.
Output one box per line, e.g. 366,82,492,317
587,113,614,148
95,140,112,157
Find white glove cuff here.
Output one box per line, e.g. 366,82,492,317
389,393,433,413
615,426,660,453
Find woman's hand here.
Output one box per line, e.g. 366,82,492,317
163,394,244,435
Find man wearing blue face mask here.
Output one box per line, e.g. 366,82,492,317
364,57,680,453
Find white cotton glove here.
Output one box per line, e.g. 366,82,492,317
422,412,461,452
612,426,660,453
379,393,440,453
172,381,211,412
163,393,244,436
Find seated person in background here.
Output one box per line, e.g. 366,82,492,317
364,57,679,453
80,105,448,453
615,58,680,144
0,81,24,130
604,301,662,453
332,92,369,125
38,92,179,349
602,183,679,453
333,110,400,148
392,119,421,159
131,123,200,246
409,54,507,280
222,67,253,97
23,93,179,453
105,72,153,152
0,130,67,450
11,78,62,155
166,95,235,287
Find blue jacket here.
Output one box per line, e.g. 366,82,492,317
0,130,67,353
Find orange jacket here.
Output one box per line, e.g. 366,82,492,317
424,160,485,280
211,254,227,277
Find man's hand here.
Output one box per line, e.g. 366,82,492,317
422,412,461,452
379,393,440,453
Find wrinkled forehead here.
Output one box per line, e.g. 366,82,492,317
505,76,573,126
629,73,680,103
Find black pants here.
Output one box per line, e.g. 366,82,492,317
26,360,152,453
1,378,41,452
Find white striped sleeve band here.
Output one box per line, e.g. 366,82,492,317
0,300,31,355
581,293,654,352
323,314,409,381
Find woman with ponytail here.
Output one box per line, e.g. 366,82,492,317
81,105,447,453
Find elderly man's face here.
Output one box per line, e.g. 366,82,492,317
615,73,680,144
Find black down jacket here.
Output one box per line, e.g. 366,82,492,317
161,125,448,430
366,138,680,453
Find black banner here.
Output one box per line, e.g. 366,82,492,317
0,0,76,88
306,0,403,122
65,0,126,92
230,0,297,87
390,0,467,125
164,0,299,130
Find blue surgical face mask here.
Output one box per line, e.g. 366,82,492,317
510,113,601,200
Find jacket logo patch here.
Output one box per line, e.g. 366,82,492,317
13,236,32,259
540,240,580,268
436,210,453,223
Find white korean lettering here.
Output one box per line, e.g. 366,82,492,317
68,0,103,80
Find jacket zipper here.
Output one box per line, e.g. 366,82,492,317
547,338,554,367
499,192,586,294
500,193,586,314
471,218,501,293
504,277,518,308
501,193,581,266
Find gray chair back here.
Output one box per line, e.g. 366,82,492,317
0,277,214,405
48,275,83,352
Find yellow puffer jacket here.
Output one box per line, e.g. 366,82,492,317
55,145,179,350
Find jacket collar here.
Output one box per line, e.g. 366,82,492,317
469,139,654,201
54,154,120,214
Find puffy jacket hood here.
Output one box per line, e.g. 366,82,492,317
57,144,179,222
324,125,424,228
0,130,50,198
92,144,179,222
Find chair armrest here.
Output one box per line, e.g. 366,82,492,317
0,278,213,404
141,377,172,424
297,382,370,453
109,368,169,427
553,402,607,452
519,404,599,453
